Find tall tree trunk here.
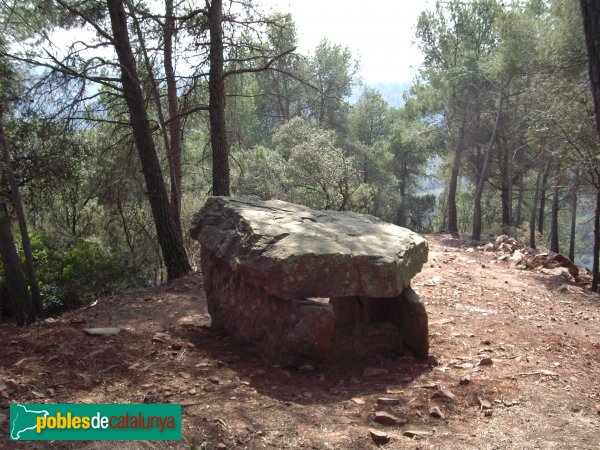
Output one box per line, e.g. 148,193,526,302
448,116,466,235
472,88,504,241
549,168,561,253
538,162,550,234
0,202,35,325
581,0,600,140
0,109,43,318
593,187,600,291
164,0,183,235
500,141,512,228
580,0,600,291
568,168,579,262
515,171,524,227
530,169,542,249
131,11,181,238
208,0,230,196
106,0,190,280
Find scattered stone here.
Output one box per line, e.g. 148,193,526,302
83,327,121,336
363,367,389,378
170,343,182,351
595,404,600,415
377,397,400,406
510,250,524,267
386,386,404,394
454,362,474,369
431,389,455,401
484,410,493,417
495,235,509,246
208,377,220,384
421,276,441,286
402,429,431,438
374,411,405,426
459,377,470,386
351,397,366,405
429,406,444,419
478,357,493,366
414,383,437,390
216,444,227,450
369,429,391,445
298,364,315,373
479,399,492,409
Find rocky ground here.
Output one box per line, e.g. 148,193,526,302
0,233,599,450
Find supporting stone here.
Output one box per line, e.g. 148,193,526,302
330,288,428,359
201,247,334,363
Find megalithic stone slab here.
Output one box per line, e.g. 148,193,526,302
191,197,428,299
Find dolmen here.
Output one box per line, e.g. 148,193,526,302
190,197,429,364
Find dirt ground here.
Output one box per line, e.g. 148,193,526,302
1,233,599,450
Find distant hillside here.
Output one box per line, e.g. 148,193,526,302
349,82,412,108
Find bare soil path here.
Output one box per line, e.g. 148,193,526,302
1,233,599,449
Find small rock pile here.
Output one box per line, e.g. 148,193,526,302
477,235,592,285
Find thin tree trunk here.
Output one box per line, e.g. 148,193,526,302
593,187,600,292
472,87,504,241
0,110,43,318
500,141,512,228
549,168,561,253
164,0,183,235
530,169,542,249
448,116,466,235
0,202,35,325
106,0,190,280
130,13,178,228
568,168,579,262
538,162,550,234
208,0,230,196
515,171,524,226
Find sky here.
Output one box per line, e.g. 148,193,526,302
258,0,433,85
